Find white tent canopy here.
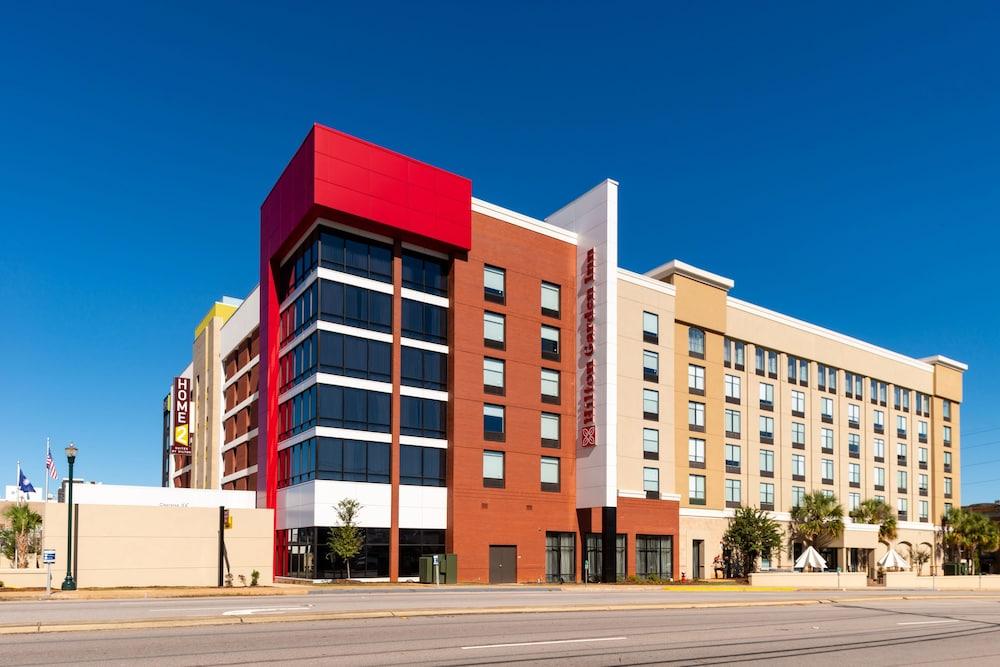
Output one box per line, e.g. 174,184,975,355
878,548,909,571
794,546,828,571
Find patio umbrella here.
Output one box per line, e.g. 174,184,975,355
878,548,909,571
794,546,828,571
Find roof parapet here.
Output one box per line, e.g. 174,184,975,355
919,355,969,372
645,259,734,291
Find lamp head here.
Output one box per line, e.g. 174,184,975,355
65,442,78,461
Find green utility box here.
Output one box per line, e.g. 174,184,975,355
943,562,969,576
417,553,459,584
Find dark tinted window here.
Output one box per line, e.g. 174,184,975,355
318,331,391,382
320,229,392,283
400,396,446,438
320,281,392,333
402,299,447,343
400,445,446,486
400,347,447,390
402,251,449,296
317,385,390,433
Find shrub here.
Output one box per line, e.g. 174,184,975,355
251,570,260,587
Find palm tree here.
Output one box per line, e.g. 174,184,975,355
850,498,897,542
1,504,43,568
963,512,1000,575
791,491,844,550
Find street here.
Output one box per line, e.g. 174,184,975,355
3,597,999,665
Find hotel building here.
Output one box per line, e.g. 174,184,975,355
163,123,965,582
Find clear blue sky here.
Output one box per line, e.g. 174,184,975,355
1,2,998,502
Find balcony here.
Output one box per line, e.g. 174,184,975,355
898,486,908,494
875,456,884,463
689,460,706,470
822,447,834,455
688,423,705,433
726,395,741,405
792,441,805,450
849,448,860,459
850,481,860,489
918,434,928,444
919,488,928,497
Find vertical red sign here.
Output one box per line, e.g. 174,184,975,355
580,248,597,447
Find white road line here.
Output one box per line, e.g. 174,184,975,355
461,636,628,650
897,620,960,626
222,605,313,616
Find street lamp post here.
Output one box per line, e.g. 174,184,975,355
61,443,78,591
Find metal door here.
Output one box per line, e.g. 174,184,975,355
692,540,703,579
489,545,517,583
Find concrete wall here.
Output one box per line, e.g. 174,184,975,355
884,571,1000,590
750,571,868,589
1,501,273,588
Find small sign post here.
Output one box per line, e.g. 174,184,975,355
43,549,56,595
432,554,440,587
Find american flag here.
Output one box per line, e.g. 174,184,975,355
46,448,58,479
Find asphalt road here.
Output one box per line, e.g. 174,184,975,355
2,587,997,626
3,598,1000,665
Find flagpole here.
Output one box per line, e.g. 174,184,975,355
14,460,20,568
44,438,50,504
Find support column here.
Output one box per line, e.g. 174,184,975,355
601,506,617,583
389,240,403,581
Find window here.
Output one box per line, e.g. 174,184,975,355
483,404,505,439
279,331,318,392
945,502,953,513
878,381,887,404
735,340,745,368
822,459,834,482
759,449,774,474
792,422,805,446
849,463,861,485
821,397,833,420
848,433,861,456
399,529,447,578
725,479,742,505
849,492,861,511
483,450,504,487
484,265,505,302
400,445,446,486
312,437,390,484
279,235,319,301
724,338,745,369
828,366,838,393
401,346,447,390
541,368,560,402
792,454,805,478
541,413,561,447
944,477,953,497
541,282,560,317
897,415,907,436
759,415,774,440
874,466,885,488
919,500,929,521
874,409,885,429
848,404,860,426
919,473,928,493
320,281,392,333
483,311,505,348
759,382,774,406
642,311,659,343
315,385,392,433
943,399,952,420
643,467,660,496
902,389,910,412
725,443,741,469
313,331,391,383
768,350,777,375
874,438,885,459
791,390,805,414
484,357,505,393
919,447,928,466
541,456,561,492
725,409,741,436
944,425,952,444
688,437,705,465
898,498,908,518
644,389,660,419
399,396,445,438
788,356,809,384
821,428,834,452
944,450,952,471
818,364,828,391
897,470,908,491
688,401,705,428
688,327,705,357
401,250,448,296
918,420,928,441
644,350,660,381
760,482,775,507
725,374,741,401
402,299,447,344
687,364,704,392
897,442,907,462
319,229,393,285
689,474,706,504
541,326,561,360
755,347,765,374
545,532,575,582
792,486,806,508
636,535,673,579
643,428,659,458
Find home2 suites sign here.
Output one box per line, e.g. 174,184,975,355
172,376,192,456
580,247,597,448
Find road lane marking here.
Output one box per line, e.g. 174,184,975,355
222,606,313,616
461,636,627,649
897,620,960,625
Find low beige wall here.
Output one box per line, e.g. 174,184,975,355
749,571,869,589
885,571,1000,590
0,568,50,589
2,501,274,589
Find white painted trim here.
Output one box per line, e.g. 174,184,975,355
319,320,394,344
399,435,449,449
223,392,258,422
919,355,968,372
278,427,394,451
222,428,259,454
223,356,259,391
645,259,735,290
679,507,792,521
399,386,449,402
617,268,677,296
278,373,392,405
401,287,449,308
728,297,935,372
279,269,318,313
618,490,645,499
221,465,257,485
472,197,578,244
279,322,317,359
317,267,394,295
400,337,449,354
661,492,682,502
898,520,939,532
172,464,192,477
401,242,449,260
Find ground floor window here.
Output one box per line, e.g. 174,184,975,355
398,529,446,578
545,532,576,583
313,527,390,579
584,533,626,582
636,534,673,580
282,528,316,578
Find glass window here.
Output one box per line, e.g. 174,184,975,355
484,311,505,344
308,437,390,484
316,385,391,433
483,450,504,481
401,250,448,296
401,346,446,390
848,404,860,423
541,412,560,444
541,456,560,491
541,325,560,357
919,473,928,491
541,282,560,315
635,535,672,579
874,409,884,427
944,477,953,495
944,425,953,443
920,500,929,520
725,444,741,468
643,467,659,493
759,415,774,438
688,327,705,356
688,364,704,390
822,459,834,481
399,396,445,438
767,351,777,375
484,357,505,390
755,347,765,373
725,374,741,400
689,475,705,502
898,470,908,490
642,311,659,341
483,404,505,435
849,433,861,456
760,482,775,505
484,265,505,300
943,400,952,419
875,467,885,487
759,449,774,473
725,409,741,435
643,428,659,455
725,479,741,503
644,351,660,378
792,422,805,445
688,437,705,464
320,281,392,333
944,451,952,467
821,397,833,417
399,445,446,486
759,383,774,404
735,341,745,367
792,390,805,413
792,486,806,508
401,299,447,344
821,428,834,450
541,369,560,399
792,454,805,477
849,463,861,484
849,493,861,511
644,389,660,417
545,532,575,583
874,438,885,458
688,401,705,427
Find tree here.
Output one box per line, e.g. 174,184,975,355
790,491,844,549
850,498,897,542
327,498,363,580
1,504,43,568
962,512,1000,574
908,545,932,573
722,506,783,577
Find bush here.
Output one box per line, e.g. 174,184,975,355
251,570,260,587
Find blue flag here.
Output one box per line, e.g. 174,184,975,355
18,469,35,494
